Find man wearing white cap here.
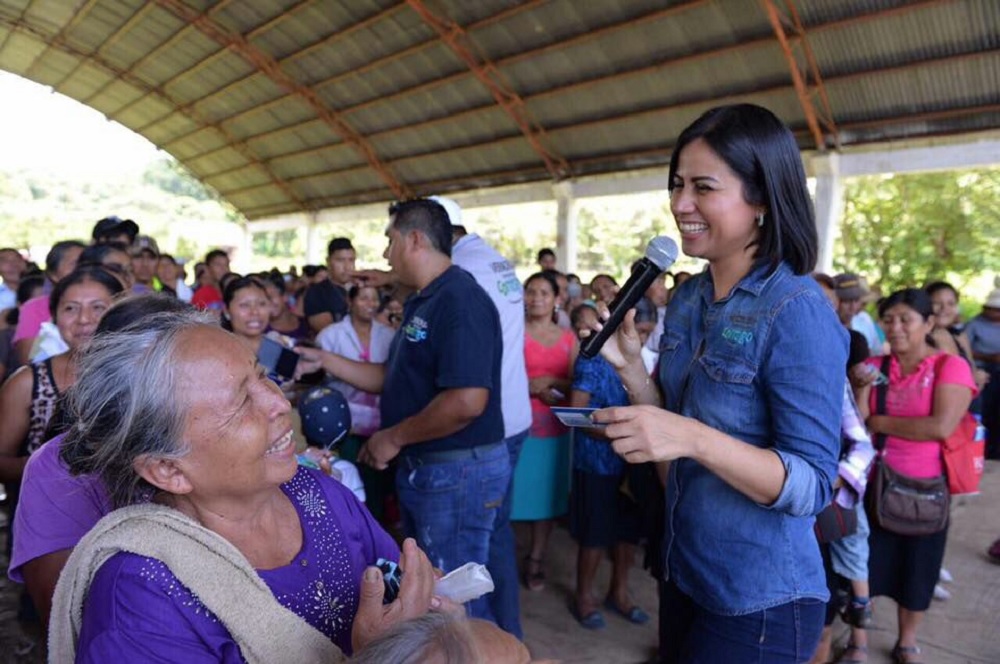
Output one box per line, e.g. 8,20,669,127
434,195,531,639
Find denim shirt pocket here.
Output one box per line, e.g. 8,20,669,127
696,353,757,433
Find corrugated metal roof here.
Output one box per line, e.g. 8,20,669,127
0,0,997,219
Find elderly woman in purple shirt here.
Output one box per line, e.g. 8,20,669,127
46,307,439,662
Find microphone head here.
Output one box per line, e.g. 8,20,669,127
645,236,679,271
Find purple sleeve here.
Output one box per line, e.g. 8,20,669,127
78,553,245,663
9,437,112,582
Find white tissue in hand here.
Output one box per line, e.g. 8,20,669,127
433,563,494,604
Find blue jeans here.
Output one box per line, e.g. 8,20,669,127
396,442,511,622
658,580,825,663
829,505,870,581
486,429,528,639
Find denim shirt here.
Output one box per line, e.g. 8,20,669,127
658,261,847,615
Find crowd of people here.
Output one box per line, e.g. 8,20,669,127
0,103,997,663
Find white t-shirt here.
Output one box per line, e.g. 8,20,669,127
851,310,883,356
452,233,531,438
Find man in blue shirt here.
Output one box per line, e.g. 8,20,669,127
303,199,508,624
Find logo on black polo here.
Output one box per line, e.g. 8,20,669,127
404,316,428,342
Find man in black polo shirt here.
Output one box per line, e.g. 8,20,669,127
301,199,508,624
304,237,355,333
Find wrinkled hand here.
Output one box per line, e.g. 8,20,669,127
358,428,402,470
592,404,699,463
352,538,434,652
292,346,324,378
585,305,643,371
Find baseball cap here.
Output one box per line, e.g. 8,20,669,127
130,235,160,257
92,216,140,243
299,386,352,450
429,195,464,229
833,273,870,301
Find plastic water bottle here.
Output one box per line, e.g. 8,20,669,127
973,413,986,475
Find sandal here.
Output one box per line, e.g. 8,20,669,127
836,643,868,663
523,556,545,592
603,598,650,625
891,644,923,664
569,600,605,630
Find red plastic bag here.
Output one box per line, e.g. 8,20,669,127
942,413,984,495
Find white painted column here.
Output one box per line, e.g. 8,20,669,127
811,152,844,275
239,223,253,272
553,181,578,274
305,212,322,265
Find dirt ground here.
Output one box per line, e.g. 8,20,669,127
2,462,998,663
516,461,1000,664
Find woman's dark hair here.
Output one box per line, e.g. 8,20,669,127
263,273,286,294
590,273,618,289
569,302,598,328
348,284,379,301
668,104,817,275
924,281,959,301
48,265,125,320
525,271,560,297
44,240,86,276
878,288,934,320
221,275,268,331
219,272,242,293
878,288,937,349
78,242,129,267
17,274,45,306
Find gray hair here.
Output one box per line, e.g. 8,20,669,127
351,613,481,664
59,309,215,508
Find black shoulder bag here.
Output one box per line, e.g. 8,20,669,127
866,356,949,536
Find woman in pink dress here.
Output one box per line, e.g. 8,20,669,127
857,288,976,664
510,272,578,591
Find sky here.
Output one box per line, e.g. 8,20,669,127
0,71,161,176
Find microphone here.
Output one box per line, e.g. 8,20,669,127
579,236,678,359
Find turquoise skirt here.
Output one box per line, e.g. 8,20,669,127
510,433,571,521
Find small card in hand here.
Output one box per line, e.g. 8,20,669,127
550,407,607,428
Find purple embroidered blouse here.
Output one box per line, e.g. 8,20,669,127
75,467,398,662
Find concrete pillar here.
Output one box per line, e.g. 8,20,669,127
239,223,253,272
553,181,578,274
305,212,322,265
811,152,844,275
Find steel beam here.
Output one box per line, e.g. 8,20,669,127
154,0,410,200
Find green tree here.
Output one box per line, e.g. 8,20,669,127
142,158,217,201
835,168,1000,295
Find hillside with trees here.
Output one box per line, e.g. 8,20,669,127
1,157,996,308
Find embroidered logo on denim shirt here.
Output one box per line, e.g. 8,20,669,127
403,316,428,342
722,327,753,345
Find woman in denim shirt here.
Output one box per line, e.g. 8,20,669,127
591,104,847,663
